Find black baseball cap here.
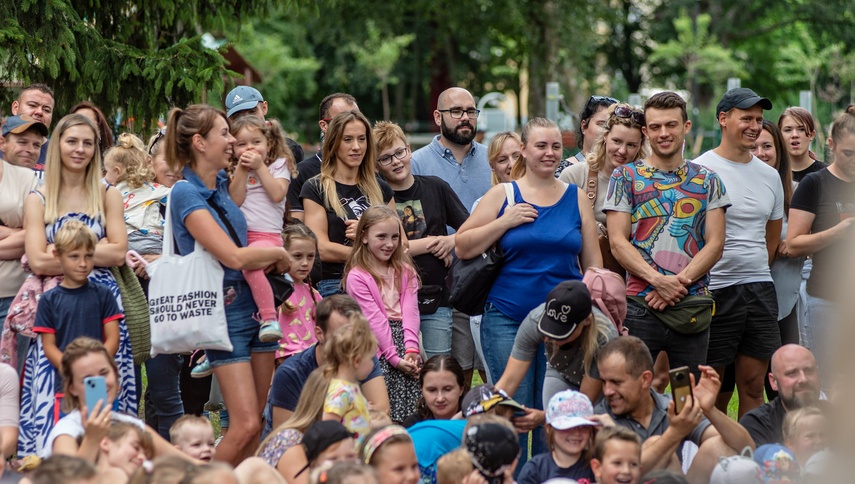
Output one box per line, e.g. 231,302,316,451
537,281,592,340
716,88,772,117
464,423,520,476
296,421,356,476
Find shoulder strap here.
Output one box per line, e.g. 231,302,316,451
585,168,598,207
503,182,515,208
205,197,243,248
31,190,46,205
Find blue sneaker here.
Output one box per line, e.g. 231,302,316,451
191,356,213,378
258,319,283,343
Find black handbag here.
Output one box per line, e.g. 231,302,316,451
446,246,505,315
445,183,515,315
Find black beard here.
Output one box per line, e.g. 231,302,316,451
441,117,476,146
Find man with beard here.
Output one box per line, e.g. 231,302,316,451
604,91,729,379
694,88,784,418
739,344,824,447
5,84,54,170
411,87,492,382
411,87,492,211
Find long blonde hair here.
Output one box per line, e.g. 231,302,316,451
342,206,416,293
105,133,152,189
256,368,331,453
487,131,522,185
546,313,608,376
42,114,105,224
586,103,647,173
320,111,383,218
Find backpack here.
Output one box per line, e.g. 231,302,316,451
582,267,627,335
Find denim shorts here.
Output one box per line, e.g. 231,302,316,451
206,280,278,368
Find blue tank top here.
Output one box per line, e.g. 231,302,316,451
487,181,584,321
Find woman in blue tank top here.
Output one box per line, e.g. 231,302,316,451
456,117,601,464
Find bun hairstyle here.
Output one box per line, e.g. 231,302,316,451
104,133,152,188
830,104,855,143
514,117,560,179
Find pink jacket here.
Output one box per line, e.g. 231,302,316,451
345,265,420,368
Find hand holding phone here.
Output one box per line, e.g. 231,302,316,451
669,366,693,414
84,376,108,416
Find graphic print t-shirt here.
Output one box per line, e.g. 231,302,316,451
300,176,394,280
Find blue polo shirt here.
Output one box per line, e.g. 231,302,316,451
411,136,492,213
169,168,247,282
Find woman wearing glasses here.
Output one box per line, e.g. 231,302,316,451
300,111,397,297
560,103,647,276
456,117,602,464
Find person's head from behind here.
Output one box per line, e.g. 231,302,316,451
346,206,411,278
642,92,690,160
60,337,119,413
146,127,180,187
258,368,330,454
415,355,467,421
1,114,48,168
299,421,359,478
514,117,561,179
597,336,654,416
225,85,268,120
52,220,98,286
359,426,419,484
12,83,55,128
545,390,599,461
714,88,772,153
769,344,820,411
463,422,520,484
323,316,378,382
461,384,525,421
314,294,364,343
588,103,646,173
129,457,239,484
170,414,216,462
783,406,827,465
372,121,412,186
577,95,618,153
229,114,296,175
319,93,359,136
103,133,150,186
436,448,473,484
828,104,855,180
539,281,601,375
30,454,97,484
311,461,378,484
100,421,154,476
487,131,521,185
590,426,642,484
163,104,233,173
69,101,114,154
777,106,817,161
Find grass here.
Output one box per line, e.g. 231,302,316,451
139,363,224,437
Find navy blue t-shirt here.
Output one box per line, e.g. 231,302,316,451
517,452,595,484
264,344,383,435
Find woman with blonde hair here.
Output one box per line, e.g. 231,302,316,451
486,131,521,186
20,113,133,457
300,111,397,297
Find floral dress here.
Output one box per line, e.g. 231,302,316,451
18,211,138,457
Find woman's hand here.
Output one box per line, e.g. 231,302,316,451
498,202,538,229
81,400,111,444
273,248,292,274
344,219,358,241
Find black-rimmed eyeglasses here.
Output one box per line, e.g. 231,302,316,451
378,147,408,166
437,108,480,119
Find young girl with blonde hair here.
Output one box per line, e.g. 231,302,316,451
343,206,421,423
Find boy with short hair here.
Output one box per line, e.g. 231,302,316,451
170,414,216,462
591,426,643,484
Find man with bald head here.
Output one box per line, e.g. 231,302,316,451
738,344,824,446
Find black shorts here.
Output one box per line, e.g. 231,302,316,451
706,282,781,366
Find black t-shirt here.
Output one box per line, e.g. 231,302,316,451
300,176,394,280
738,397,787,447
288,153,322,213
285,138,304,165
518,452,595,484
392,176,469,299
790,168,855,299
792,159,826,183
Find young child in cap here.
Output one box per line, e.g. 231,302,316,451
463,422,520,484
590,426,642,484
518,390,599,484
294,421,359,478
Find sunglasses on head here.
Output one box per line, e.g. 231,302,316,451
613,105,645,126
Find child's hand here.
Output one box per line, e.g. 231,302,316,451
239,150,264,171
396,358,417,376
427,235,455,260
403,352,421,375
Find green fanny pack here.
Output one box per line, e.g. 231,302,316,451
629,295,715,335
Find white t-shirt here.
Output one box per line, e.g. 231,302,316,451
41,409,145,458
240,157,291,234
0,162,39,297
694,150,784,290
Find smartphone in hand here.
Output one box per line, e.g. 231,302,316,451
84,376,107,416
669,366,693,414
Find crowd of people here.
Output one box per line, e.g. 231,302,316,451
0,81,851,484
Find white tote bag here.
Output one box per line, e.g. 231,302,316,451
146,182,233,356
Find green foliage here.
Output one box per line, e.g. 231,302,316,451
0,0,275,130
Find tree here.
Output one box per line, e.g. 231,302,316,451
348,22,415,120
0,0,277,129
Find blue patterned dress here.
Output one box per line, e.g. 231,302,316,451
18,212,138,457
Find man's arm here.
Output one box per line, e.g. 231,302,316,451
640,397,703,471
0,227,26,260
694,365,754,450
